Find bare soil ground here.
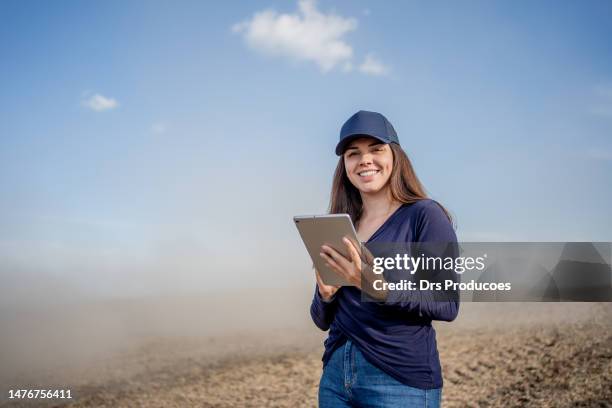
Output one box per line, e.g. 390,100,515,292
1,303,611,407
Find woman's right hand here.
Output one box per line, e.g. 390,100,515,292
315,269,340,302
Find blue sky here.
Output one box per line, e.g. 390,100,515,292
1,0,611,297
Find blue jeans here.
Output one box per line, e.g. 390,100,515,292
319,339,442,408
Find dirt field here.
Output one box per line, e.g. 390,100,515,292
1,301,611,407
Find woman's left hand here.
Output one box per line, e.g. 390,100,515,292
320,237,363,289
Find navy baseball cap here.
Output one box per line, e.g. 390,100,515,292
335,110,400,156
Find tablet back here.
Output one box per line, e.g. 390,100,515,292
293,214,359,286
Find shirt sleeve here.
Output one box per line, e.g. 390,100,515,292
310,285,339,331
382,200,460,322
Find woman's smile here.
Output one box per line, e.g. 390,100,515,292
357,168,381,181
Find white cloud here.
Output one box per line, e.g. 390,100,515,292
232,0,357,72
151,122,167,135
342,61,353,73
82,93,118,112
359,54,390,76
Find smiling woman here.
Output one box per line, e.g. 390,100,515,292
343,139,394,196
310,110,458,408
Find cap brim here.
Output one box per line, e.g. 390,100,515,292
335,134,391,156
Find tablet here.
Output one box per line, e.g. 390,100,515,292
293,214,360,286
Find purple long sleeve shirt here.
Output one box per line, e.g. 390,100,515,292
310,199,459,389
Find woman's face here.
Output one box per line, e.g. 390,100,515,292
343,137,394,194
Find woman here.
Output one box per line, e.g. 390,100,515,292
310,110,459,408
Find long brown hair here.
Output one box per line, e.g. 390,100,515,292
328,143,453,226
